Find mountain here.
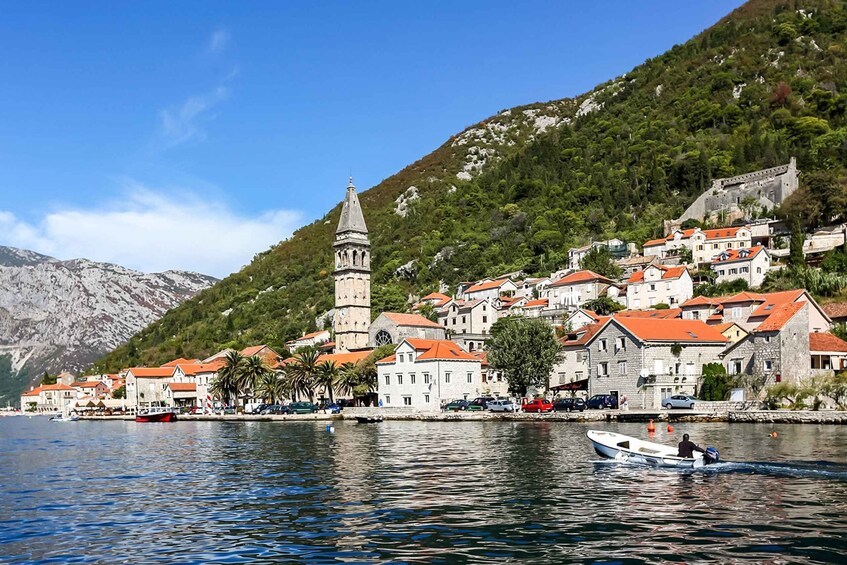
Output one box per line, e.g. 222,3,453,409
95,0,847,371
0,246,216,404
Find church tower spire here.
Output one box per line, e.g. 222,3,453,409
333,177,371,351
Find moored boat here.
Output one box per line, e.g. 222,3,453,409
355,416,383,424
136,409,177,423
587,430,719,469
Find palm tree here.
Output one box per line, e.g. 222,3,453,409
211,350,242,407
334,362,359,403
316,361,339,403
257,370,284,403
287,349,320,402
239,354,269,405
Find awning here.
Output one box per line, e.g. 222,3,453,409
550,379,588,391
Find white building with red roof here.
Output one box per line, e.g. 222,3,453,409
460,278,518,301
437,298,495,352
624,264,692,309
20,383,77,412
711,246,771,288
375,339,483,410
642,226,753,265
542,270,618,308
810,332,847,373
285,330,331,351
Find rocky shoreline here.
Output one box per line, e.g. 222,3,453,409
52,408,847,424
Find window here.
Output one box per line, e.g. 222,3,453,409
397,374,403,385
403,396,412,406
598,362,608,376
384,374,390,385
732,307,741,318
575,371,584,380
757,267,762,274
462,316,466,324
698,245,704,251
398,354,404,363
618,360,627,375
598,339,607,352
666,282,671,291
615,337,626,351
482,316,487,323
409,373,416,385
764,359,774,371
576,352,584,362
764,335,771,343
452,318,457,325
424,394,430,403
444,372,451,384
713,243,719,250
649,283,656,291
467,372,473,383
385,395,391,404
423,373,431,384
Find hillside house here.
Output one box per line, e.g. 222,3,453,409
461,278,518,301
810,332,847,374
711,246,771,288
624,264,692,309
437,298,495,352
376,339,482,410
285,330,331,351
543,270,617,308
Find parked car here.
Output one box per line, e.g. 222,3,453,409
662,395,697,409
522,398,554,413
250,404,270,415
586,394,618,409
487,399,517,413
467,396,495,411
322,403,342,414
444,400,469,412
289,402,319,414
553,397,586,412
262,404,292,415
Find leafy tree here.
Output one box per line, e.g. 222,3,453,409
654,303,670,310
831,323,847,343
211,350,244,407
486,317,562,397
824,372,847,410
239,354,270,405
582,296,624,315
789,216,806,267
580,247,623,279
257,371,284,403
285,349,321,402
699,363,729,401
112,385,126,399
316,361,339,403
695,278,750,297
40,372,57,386
334,362,360,400
821,246,847,275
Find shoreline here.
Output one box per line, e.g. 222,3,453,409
30,409,847,424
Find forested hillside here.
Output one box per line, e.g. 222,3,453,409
94,0,847,372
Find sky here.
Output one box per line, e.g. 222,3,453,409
0,0,746,278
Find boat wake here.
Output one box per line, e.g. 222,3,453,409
593,459,847,480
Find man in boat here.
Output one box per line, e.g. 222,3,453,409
677,433,705,459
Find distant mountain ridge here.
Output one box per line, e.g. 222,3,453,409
0,246,216,404
95,0,847,371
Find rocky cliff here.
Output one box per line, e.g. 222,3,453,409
0,246,216,404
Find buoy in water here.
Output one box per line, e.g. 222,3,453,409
647,419,656,432
326,424,335,433
770,431,778,438
667,424,674,433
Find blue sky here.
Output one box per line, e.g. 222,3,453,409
0,1,745,277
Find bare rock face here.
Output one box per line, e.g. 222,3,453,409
0,246,216,403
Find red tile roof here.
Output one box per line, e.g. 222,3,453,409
383,312,443,328
701,227,745,240
681,295,723,307
241,345,270,357
810,332,847,353
749,290,806,318
560,317,611,346
167,383,197,392
549,270,613,288
421,292,451,306
40,383,77,391
720,291,766,305
713,322,742,334
466,278,512,293
822,303,847,320
626,265,687,283
754,302,806,332
616,308,682,319
614,317,729,343
177,363,224,375
377,339,478,363
317,350,373,366
471,351,488,366
712,246,766,264
127,367,176,378
161,358,201,367
21,387,42,396
523,298,548,308
643,238,666,247
71,381,104,389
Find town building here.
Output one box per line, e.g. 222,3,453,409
334,178,371,352
584,317,729,409
369,312,446,347
542,270,617,308
564,308,601,331
375,339,482,409
690,227,753,265
553,318,610,396
20,383,77,412
461,277,518,301
810,332,847,374
437,298,495,352
711,246,771,288
624,264,692,309
125,367,177,409
285,330,331,351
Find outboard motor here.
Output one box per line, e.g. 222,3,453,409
704,447,720,465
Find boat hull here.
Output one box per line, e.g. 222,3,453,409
588,430,705,469
136,411,177,423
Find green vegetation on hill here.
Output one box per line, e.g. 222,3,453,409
94,0,847,372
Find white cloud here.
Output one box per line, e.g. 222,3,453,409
206,28,230,54
0,185,303,278
159,86,228,147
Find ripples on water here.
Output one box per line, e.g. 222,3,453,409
1,418,846,564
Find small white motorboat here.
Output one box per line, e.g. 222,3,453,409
587,430,719,469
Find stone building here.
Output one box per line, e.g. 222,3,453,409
368,312,446,348
675,158,798,225
583,317,729,409
542,270,618,308
334,178,371,352
624,264,692,309
711,246,771,288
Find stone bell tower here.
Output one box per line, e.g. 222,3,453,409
333,177,371,351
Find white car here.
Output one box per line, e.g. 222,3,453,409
662,395,697,409
487,399,517,412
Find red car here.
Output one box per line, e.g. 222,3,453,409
522,399,553,413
